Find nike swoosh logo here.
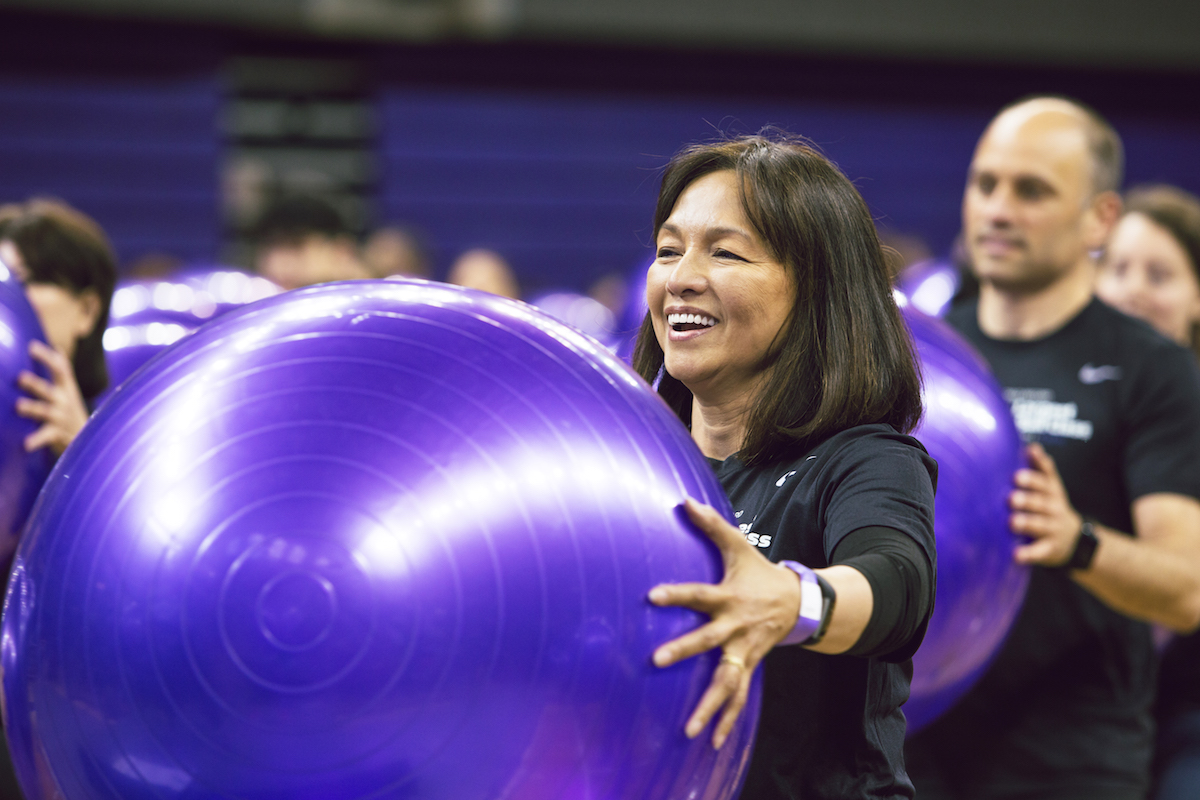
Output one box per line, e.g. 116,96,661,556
1078,364,1122,385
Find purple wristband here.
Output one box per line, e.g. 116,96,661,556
779,560,823,645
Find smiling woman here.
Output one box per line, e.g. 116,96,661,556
633,134,937,800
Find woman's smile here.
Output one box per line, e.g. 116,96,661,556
665,306,720,340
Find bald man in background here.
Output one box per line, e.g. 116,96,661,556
906,97,1200,799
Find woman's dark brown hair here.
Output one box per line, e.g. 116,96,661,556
1122,184,1200,356
632,133,923,466
0,199,117,401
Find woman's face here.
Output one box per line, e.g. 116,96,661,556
1096,212,1200,346
0,240,100,359
647,170,794,401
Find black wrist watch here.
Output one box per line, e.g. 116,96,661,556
804,573,837,645
1064,520,1100,571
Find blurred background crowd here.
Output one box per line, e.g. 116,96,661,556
0,0,1196,328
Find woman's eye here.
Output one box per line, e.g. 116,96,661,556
655,247,679,259
714,249,745,261
1148,268,1172,286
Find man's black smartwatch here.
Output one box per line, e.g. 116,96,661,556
1064,520,1099,571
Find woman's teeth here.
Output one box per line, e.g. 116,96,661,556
668,313,717,331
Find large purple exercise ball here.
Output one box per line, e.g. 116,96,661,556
3,279,759,800
904,304,1029,732
0,263,54,566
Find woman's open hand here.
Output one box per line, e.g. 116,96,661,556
649,498,802,749
15,340,89,456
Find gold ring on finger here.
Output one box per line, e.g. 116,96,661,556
719,653,746,670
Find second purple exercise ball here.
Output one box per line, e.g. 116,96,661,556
3,279,759,800
0,266,53,563
903,304,1029,731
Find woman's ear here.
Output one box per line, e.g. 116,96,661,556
75,289,102,338
1083,191,1123,251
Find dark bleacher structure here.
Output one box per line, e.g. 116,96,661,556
0,14,222,268
0,11,1198,291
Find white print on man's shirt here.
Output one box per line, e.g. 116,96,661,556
1005,387,1094,442
1078,363,1122,385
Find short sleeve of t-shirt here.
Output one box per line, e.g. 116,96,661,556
817,429,938,567
1120,338,1200,502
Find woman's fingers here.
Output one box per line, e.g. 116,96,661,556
17,371,55,401
711,670,751,749
684,498,746,553
652,618,734,667
14,397,53,422
28,340,72,385
648,581,722,610
24,424,59,454
684,657,745,741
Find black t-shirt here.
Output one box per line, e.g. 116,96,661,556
711,424,938,800
1159,629,1200,720
910,299,1200,799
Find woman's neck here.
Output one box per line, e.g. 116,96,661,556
690,387,757,461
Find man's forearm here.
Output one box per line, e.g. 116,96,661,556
1072,523,1200,632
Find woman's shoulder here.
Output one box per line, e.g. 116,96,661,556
807,424,937,489
716,424,933,483
812,423,931,459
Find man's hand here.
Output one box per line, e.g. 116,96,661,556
1008,446,1200,631
1009,442,1084,566
15,340,89,456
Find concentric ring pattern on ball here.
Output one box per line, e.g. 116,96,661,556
2,279,759,800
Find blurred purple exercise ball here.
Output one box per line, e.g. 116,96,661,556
529,290,620,349
0,261,53,566
895,260,961,318
3,279,759,800
102,268,279,402
902,302,1029,732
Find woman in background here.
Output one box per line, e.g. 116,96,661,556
0,198,117,456
1096,185,1200,357
1095,184,1200,800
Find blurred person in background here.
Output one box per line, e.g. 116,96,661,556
253,195,370,290
906,96,1200,800
447,248,520,299
1095,184,1200,800
587,272,629,320
0,199,116,456
1097,185,1200,358
362,224,432,280
125,251,183,280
